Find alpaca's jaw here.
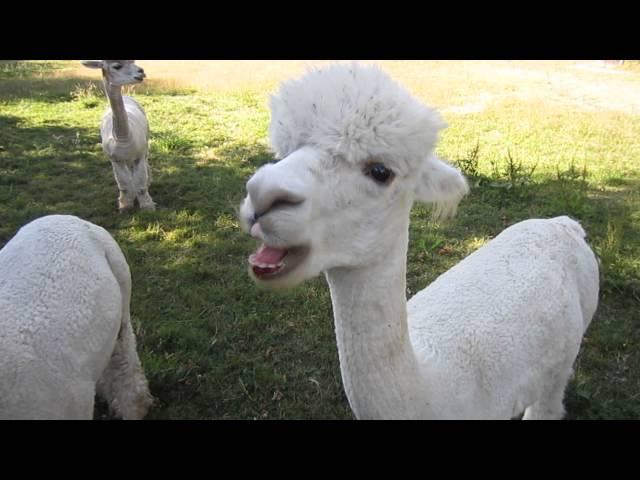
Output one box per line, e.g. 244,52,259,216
111,76,145,87
247,244,310,287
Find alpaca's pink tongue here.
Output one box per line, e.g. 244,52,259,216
252,244,287,265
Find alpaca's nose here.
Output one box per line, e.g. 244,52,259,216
247,164,306,219
138,67,145,74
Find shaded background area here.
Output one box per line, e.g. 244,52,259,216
1,60,639,419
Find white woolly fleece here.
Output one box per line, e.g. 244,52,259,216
0,215,151,419
269,63,446,170
100,96,150,165
404,216,600,418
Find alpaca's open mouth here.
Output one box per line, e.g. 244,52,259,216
248,244,309,280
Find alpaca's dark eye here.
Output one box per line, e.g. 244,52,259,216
368,163,394,184
112,64,123,70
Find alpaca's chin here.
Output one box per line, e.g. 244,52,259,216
248,244,311,289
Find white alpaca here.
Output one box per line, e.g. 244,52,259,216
0,215,152,419
81,60,155,211
239,63,600,419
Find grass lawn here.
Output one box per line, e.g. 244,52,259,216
1,60,639,419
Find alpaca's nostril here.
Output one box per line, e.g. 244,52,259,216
272,198,304,211
255,197,304,219
247,173,306,219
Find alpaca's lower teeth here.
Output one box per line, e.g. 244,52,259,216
257,262,284,269
248,245,309,281
252,261,285,277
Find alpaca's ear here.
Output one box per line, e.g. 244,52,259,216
414,155,469,220
81,60,104,69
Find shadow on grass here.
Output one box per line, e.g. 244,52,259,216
433,172,640,252
0,110,267,241
0,113,115,242
0,74,104,104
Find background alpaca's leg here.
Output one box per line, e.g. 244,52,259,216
111,161,136,211
522,367,573,420
132,157,155,210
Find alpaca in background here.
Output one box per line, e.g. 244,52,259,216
81,60,155,211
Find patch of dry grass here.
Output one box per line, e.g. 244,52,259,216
55,60,640,115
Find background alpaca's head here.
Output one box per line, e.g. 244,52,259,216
241,63,469,289
81,60,146,87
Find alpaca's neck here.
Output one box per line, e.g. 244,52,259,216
324,220,432,419
104,80,130,141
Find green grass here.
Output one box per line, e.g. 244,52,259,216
1,60,639,419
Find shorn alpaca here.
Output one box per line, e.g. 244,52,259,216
240,63,600,419
0,215,152,419
82,60,155,211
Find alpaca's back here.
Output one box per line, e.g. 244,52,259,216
407,216,599,418
0,215,144,419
